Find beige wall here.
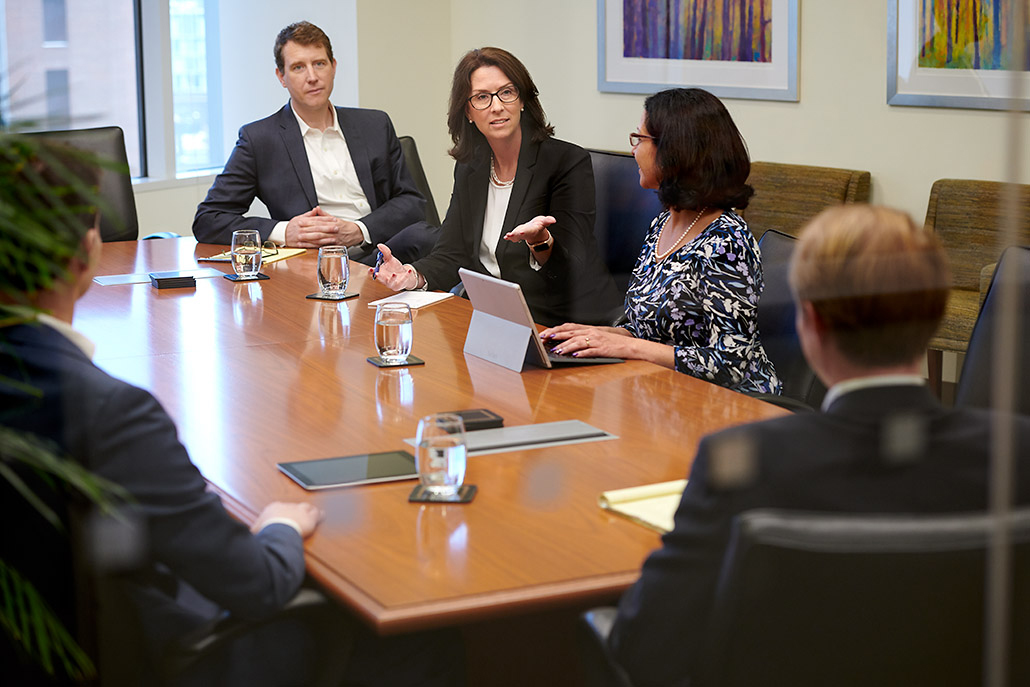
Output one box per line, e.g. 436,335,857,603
358,0,1029,225
137,0,1029,238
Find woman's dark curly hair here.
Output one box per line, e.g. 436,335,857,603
447,47,554,164
643,88,753,212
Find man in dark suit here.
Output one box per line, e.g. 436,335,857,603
0,145,332,685
192,21,435,264
1,146,462,686
608,205,1030,687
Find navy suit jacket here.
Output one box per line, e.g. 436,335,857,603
609,384,1030,687
0,322,306,672
413,134,622,327
192,103,425,246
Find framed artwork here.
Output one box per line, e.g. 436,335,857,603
597,0,799,101
888,0,1030,111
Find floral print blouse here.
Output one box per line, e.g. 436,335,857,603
621,210,781,395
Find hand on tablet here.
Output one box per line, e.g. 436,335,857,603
253,501,324,538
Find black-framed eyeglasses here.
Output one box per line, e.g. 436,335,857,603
629,132,658,148
468,84,520,110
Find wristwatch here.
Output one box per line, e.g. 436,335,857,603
528,232,553,252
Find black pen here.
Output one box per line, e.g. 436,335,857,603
372,250,384,280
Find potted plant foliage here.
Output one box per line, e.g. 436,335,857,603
0,130,129,683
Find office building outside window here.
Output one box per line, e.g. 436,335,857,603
170,0,223,173
42,0,68,44
1,0,142,175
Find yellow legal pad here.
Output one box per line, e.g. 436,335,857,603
202,247,306,265
598,479,688,534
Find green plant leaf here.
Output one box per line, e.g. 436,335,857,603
0,560,95,680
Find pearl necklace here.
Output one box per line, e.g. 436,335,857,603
490,157,515,188
655,207,707,262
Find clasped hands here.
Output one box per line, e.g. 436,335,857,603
285,206,364,248
368,215,557,291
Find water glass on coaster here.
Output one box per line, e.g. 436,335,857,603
410,413,476,503
227,229,264,281
308,245,356,300
370,302,421,367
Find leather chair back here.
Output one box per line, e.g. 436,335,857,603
587,149,663,296
27,126,139,242
955,245,1030,414
756,229,826,408
701,508,1030,687
398,135,441,227
741,161,870,241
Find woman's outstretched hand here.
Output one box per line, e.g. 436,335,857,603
368,243,417,291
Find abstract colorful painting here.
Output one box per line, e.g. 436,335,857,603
598,0,798,101
889,0,1030,110
917,0,1030,70
622,0,773,63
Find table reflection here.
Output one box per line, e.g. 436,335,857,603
231,282,264,329
415,504,469,582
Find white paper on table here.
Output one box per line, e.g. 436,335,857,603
367,291,454,310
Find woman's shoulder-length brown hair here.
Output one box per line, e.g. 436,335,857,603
446,47,554,164
644,88,753,212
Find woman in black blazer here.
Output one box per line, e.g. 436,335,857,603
372,47,620,327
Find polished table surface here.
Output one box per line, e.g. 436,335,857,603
75,238,786,635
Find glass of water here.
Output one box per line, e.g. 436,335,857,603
317,245,349,297
230,229,262,278
374,302,413,364
415,413,467,499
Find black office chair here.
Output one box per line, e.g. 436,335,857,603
579,507,1030,687
398,135,441,227
1,468,351,687
587,149,663,297
26,126,139,242
955,245,1030,415
752,229,826,411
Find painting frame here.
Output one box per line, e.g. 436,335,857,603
888,0,1030,111
597,0,799,101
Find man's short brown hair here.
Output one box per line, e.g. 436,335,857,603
274,21,334,72
789,205,950,367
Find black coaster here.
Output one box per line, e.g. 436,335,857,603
305,291,359,301
366,355,425,368
409,484,477,504
223,273,270,282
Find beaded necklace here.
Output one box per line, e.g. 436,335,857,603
655,207,707,262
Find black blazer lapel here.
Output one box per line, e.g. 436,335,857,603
278,104,318,208
465,155,491,263
494,138,540,266
336,108,378,210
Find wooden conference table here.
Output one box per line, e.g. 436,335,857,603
76,238,786,638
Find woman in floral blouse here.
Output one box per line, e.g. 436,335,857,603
540,88,780,395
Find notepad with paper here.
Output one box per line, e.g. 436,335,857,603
368,291,454,310
598,479,688,533
197,247,305,264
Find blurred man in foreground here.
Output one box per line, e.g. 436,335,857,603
608,205,1030,686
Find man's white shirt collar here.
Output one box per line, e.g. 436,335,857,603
291,101,341,137
821,374,926,412
37,313,96,360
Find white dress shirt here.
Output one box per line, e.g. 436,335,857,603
269,103,372,247
478,176,544,278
